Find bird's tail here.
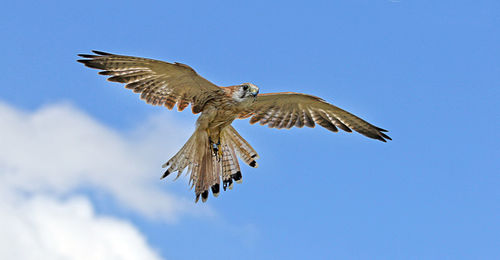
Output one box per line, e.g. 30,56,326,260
162,125,259,202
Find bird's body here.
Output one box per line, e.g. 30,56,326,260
196,85,256,141
78,51,391,202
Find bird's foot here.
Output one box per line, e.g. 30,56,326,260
209,137,222,161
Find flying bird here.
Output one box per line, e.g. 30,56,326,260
77,50,391,202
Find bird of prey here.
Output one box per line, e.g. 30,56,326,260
77,50,391,202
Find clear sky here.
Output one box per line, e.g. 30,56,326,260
1,1,499,259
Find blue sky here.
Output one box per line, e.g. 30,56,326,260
1,1,499,259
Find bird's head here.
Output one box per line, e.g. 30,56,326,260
231,83,259,102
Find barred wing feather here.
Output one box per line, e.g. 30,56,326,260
240,92,391,142
77,50,223,113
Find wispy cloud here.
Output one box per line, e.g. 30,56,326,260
0,101,212,221
0,101,214,259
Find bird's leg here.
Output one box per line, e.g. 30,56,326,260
213,140,222,161
207,129,222,161
209,137,218,155
211,138,222,161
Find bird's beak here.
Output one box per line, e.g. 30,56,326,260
250,88,259,97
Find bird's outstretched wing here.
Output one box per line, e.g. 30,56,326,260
239,92,391,142
77,50,224,113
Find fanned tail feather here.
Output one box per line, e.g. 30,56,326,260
222,126,259,167
161,126,258,202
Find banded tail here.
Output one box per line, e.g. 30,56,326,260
162,126,259,202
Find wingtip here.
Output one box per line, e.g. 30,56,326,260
372,126,391,142
380,132,392,141
160,169,170,179
92,50,113,56
376,127,389,132
77,54,97,58
375,133,391,142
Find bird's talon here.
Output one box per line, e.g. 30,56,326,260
209,138,222,161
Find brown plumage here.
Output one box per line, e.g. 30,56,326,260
78,50,391,202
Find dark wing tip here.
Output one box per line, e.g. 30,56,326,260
77,50,112,60
373,130,391,142
77,54,98,58
92,50,113,56
380,131,392,141
76,59,104,69
376,126,389,132
160,169,170,179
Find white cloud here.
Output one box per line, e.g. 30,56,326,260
0,101,212,221
0,101,215,259
0,191,163,260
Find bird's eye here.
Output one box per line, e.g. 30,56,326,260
242,85,249,91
